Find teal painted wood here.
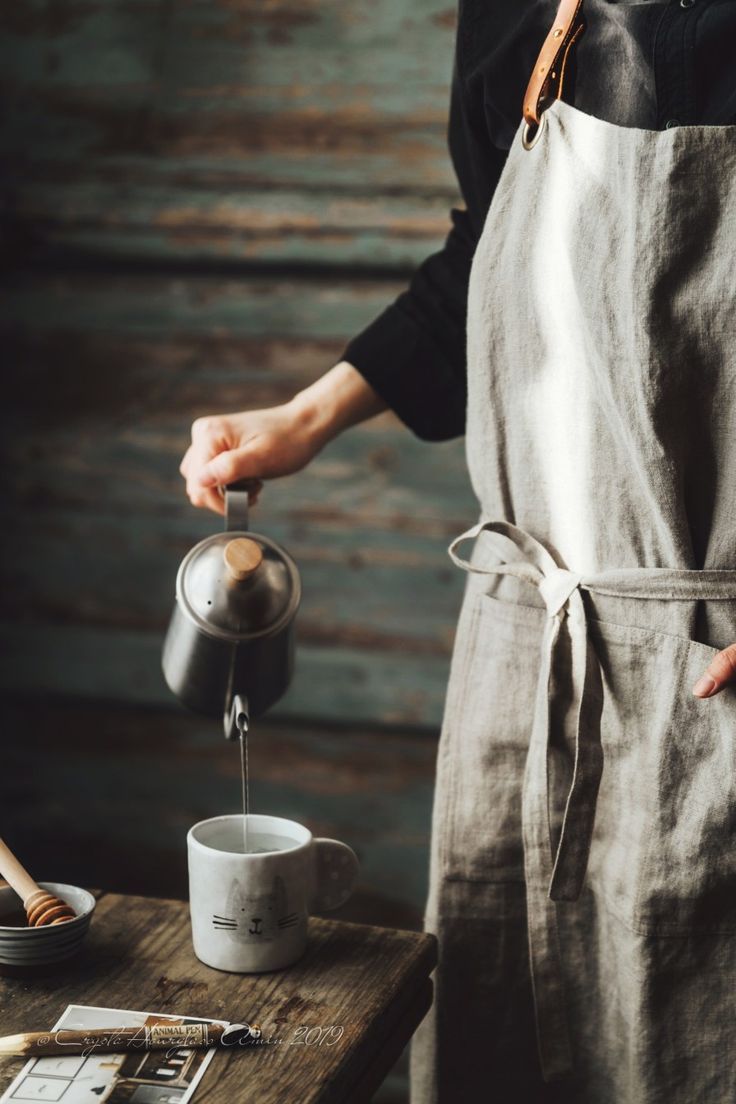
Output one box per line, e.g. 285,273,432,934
1,272,477,727
0,506,467,647
0,622,457,728
1,277,476,524
1,0,460,266
2,0,456,109
0,696,436,921
8,185,458,267
0,1,477,732
1,26,460,1097
3,270,417,338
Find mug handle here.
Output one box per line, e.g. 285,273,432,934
311,839,359,912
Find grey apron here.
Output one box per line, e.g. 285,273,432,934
409,54,736,1104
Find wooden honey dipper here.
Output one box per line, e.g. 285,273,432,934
0,837,76,926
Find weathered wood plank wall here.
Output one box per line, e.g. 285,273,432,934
1,0,475,730
1,271,476,726
2,8,473,1095
1,699,436,930
3,0,460,266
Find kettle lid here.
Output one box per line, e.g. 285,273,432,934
176,531,300,641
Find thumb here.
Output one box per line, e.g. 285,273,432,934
198,447,259,488
692,642,736,697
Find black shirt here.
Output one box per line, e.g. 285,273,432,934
341,0,736,442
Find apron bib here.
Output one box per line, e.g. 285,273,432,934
410,5,736,1101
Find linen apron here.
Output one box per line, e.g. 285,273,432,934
409,6,736,1102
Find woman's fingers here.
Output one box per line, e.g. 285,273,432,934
198,445,260,489
181,417,230,506
692,643,736,697
179,410,282,516
191,486,226,515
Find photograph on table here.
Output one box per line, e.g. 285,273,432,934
1,1005,224,1104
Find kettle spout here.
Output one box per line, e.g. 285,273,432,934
225,693,249,741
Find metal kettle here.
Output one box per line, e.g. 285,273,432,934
162,481,301,739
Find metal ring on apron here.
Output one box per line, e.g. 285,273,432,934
521,110,547,150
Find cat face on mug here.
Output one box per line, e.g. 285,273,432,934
212,876,298,942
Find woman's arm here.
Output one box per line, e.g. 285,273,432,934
180,16,512,507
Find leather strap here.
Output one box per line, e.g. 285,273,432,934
523,0,586,128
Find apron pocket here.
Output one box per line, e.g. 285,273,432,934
586,619,736,936
440,585,548,884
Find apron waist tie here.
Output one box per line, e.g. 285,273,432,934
448,517,736,1082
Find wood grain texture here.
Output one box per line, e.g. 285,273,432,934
0,0,474,728
1,0,460,267
9,188,460,268
1,7,463,1098
0,273,476,727
0,697,437,923
0,892,438,1104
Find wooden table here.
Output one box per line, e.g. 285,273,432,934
0,891,437,1104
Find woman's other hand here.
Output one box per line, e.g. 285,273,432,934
179,360,387,515
692,644,736,698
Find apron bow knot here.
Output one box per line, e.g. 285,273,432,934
538,566,583,618
448,518,603,900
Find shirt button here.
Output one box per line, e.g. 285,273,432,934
679,0,695,7
665,118,680,129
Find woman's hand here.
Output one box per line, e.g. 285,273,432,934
179,360,387,515
692,645,736,697
180,404,320,515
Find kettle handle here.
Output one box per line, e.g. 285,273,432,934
223,479,261,532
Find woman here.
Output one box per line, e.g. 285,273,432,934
180,1,736,1100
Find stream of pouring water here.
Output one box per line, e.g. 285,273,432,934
225,640,251,855
238,720,249,855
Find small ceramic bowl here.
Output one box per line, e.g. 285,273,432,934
0,883,96,968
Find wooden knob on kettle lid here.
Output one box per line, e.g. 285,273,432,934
224,538,263,582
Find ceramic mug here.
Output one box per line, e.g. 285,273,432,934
187,814,359,972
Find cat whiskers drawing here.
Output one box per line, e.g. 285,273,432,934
211,876,301,943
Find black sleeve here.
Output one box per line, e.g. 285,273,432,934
340,43,510,442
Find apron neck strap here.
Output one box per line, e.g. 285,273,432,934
522,0,586,132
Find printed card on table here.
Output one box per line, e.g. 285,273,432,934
1,1004,226,1103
